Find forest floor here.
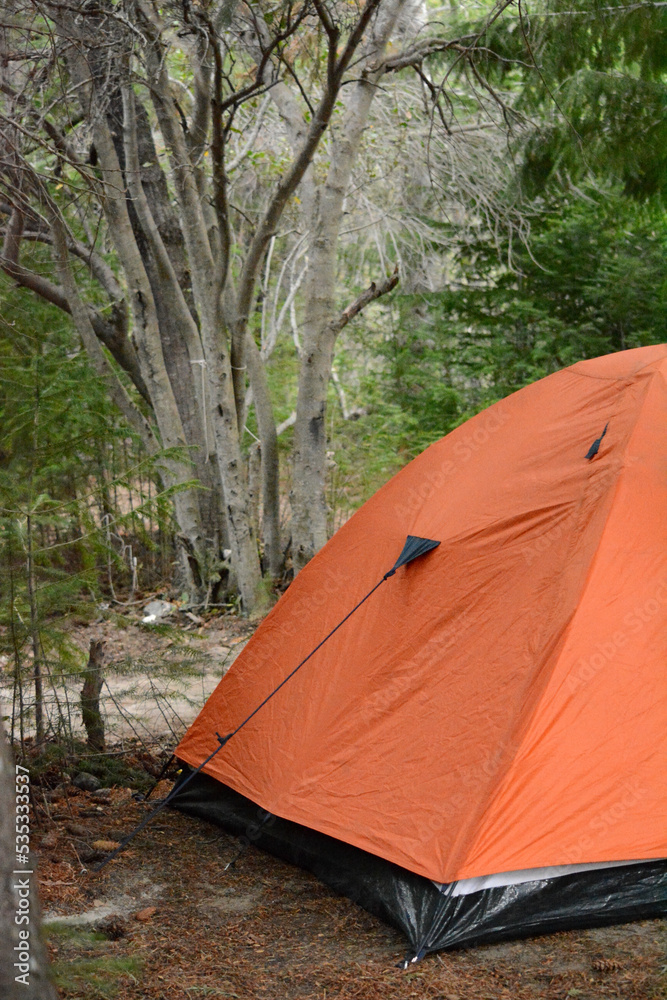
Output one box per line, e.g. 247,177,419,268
30,614,667,1000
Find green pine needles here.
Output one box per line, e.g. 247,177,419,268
0,281,177,750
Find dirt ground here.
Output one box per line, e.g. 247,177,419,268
1,607,254,744
34,784,665,1000
26,613,666,1000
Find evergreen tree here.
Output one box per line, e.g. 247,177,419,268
493,0,667,198
371,186,667,457
0,280,173,745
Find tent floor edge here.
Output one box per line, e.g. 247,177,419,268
425,860,667,952
168,768,667,959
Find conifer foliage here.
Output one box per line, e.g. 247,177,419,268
0,285,174,745
514,0,667,197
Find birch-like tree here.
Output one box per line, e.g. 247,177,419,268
0,0,519,609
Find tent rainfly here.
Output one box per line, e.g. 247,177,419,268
172,345,667,962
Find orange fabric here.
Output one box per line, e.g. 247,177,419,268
177,345,667,884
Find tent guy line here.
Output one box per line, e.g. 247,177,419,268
94,534,441,872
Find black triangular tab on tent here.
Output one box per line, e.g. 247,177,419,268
384,535,440,578
585,423,608,460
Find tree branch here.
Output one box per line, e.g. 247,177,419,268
227,93,271,172
136,2,219,308
377,35,475,73
0,235,147,396
224,1,312,114
0,81,99,190
235,1,385,349
0,209,126,306
188,39,212,160
46,201,158,455
205,20,232,292
335,0,384,78
332,265,399,334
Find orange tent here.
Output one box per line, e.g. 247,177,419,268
173,345,667,956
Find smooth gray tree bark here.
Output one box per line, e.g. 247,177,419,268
0,0,506,602
288,0,411,571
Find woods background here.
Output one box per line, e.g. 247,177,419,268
1,0,666,714
0,2,666,995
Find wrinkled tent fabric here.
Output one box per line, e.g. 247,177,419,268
173,345,667,954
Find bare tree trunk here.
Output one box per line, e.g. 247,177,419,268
245,333,282,577
291,0,408,572
80,640,105,753
50,18,210,602
0,721,58,1000
121,92,230,576
138,35,263,611
201,323,263,611
291,298,338,573
2,0,432,603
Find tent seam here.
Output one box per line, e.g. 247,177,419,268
454,366,659,882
